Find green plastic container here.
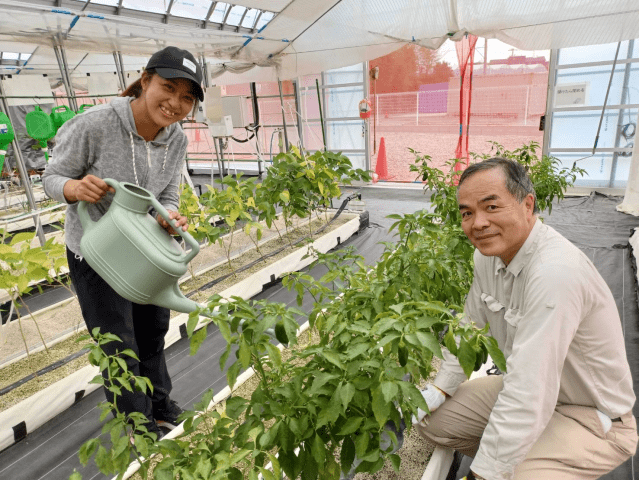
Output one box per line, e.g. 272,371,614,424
51,105,75,132
0,112,14,175
25,106,55,162
77,104,95,114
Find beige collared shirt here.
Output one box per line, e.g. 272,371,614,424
433,219,636,480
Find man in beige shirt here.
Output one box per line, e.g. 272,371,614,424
416,158,637,479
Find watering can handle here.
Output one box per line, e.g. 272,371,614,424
148,194,200,264
52,105,69,112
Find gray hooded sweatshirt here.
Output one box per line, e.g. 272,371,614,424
42,96,188,256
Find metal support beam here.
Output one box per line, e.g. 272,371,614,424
0,78,47,246
164,0,175,24
113,51,127,92
203,1,217,29
53,44,78,111
200,55,209,88
610,39,635,188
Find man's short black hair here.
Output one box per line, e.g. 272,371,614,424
458,157,539,214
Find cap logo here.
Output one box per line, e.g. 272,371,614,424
183,58,197,73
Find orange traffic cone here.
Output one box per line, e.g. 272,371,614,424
375,137,388,181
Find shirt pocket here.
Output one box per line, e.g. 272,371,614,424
503,308,523,357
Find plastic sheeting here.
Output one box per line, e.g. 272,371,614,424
0,1,638,84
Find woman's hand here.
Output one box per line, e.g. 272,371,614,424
157,210,188,235
64,175,114,203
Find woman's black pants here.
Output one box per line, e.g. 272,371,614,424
67,248,172,421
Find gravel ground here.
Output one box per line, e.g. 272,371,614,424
372,131,544,182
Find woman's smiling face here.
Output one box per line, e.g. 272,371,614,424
140,73,196,129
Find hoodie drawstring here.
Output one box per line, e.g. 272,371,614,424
129,132,170,184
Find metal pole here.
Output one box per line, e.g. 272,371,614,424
610,39,634,188
249,82,263,175
316,78,326,151
53,45,78,111
592,41,621,155
218,137,226,178
0,78,47,246
200,55,209,88
277,80,289,151
363,61,371,173
542,49,557,159
112,52,126,93
293,79,305,152
117,52,127,89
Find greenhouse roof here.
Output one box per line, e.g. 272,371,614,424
0,0,638,84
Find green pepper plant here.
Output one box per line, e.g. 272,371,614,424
469,140,587,214
0,230,70,356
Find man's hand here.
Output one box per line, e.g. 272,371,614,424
64,175,114,203
157,210,188,235
411,384,447,424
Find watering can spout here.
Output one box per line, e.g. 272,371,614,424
153,283,201,314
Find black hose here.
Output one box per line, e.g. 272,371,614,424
0,347,89,397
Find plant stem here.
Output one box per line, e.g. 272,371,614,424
11,295,31,358
18,294,49,353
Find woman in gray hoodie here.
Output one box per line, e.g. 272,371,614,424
42,46,204,439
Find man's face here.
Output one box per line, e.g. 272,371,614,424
457,168,535,265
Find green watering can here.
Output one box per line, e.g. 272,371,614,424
51,105,76,133
77,179,202,313
77,104,95,114
25,106,55,162
0,112,15,176
77,179,279,339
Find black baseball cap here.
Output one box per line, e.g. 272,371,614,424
146,46,204,101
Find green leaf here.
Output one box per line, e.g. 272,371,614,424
321,351,345,370
340,436,356,474
340,382,355,412
69,471,83,480
444,329,458,355
225,396,248,420
337,417,363,436
354,431,369,458
311,433,326,468
380,381,399,403
238,338,251,369
371,386,390,426
416,331,443,358
389,454,401,473
458,337,476,378
190,327,207,356
483,336,507,373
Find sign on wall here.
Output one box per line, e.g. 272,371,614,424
555,82,590,106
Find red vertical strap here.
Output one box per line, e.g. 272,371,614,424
454,34,478,174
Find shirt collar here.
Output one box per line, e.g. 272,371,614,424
495,218,543,276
